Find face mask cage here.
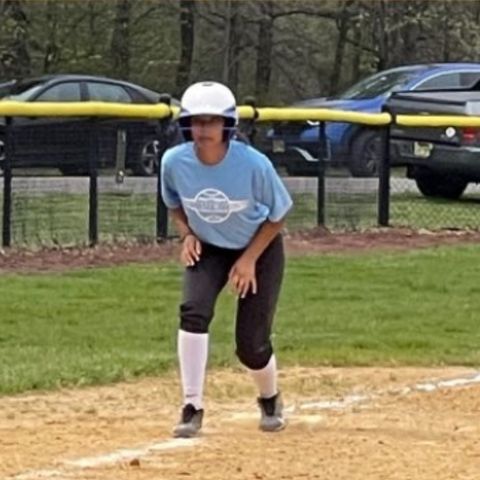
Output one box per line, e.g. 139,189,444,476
178,116,236,142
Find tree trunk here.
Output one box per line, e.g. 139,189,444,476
43,0,59,73
375,0,389,70
350,25,362,84
254,0,274,104
87,0,97,58
222,0,240,91
175,0,195,95
328,2,352,96
442,0,450,62
110,0,131,79
0,0,31,78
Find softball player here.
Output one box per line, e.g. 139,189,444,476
161,81,293,437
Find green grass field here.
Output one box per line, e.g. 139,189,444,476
1,244,480,396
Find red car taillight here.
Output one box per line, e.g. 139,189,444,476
461,127,480,145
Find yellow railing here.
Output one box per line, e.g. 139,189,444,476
395,114,480,127
0,101,175,118
244,107,391,125
1,100,480,128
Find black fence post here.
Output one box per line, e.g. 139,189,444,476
378,115,391,226
2,117,13,247
317,121,327,226
88,121,99,246
156,94,172,241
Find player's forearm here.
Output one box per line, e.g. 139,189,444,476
170,207,194,241
242,219,285,262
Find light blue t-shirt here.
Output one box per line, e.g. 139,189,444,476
161,140,293,249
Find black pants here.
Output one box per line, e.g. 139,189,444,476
179,234,285,370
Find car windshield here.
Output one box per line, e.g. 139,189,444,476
0,80,16,99
337,68,427,100
3,83,44,101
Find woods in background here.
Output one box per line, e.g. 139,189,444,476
0,0,479,104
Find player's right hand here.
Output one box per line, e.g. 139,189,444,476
180,234,202,267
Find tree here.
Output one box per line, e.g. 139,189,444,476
110,0,131,79
328,0,355,95
43,0,59,73
0,0,31,78
175,0,195,95
254,0,274,103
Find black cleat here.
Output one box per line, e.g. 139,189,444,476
173,403,204,438
257,392,286,432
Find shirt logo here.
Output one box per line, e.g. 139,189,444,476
183,188,249,223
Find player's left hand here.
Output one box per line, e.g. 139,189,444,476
228,256,257,299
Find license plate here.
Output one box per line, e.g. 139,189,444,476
272,139,285,153
413,141,433,158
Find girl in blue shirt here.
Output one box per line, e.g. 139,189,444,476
161,81,293,438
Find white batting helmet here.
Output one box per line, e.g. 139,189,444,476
178,81,237,141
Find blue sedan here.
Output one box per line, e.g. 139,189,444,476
266,63,480,177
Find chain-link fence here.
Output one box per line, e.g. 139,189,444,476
389,170,480,230
4,164,480,249
3,111,480,249
282,170,379,232
9,175,89,247
2,174,168,248
1,109,173,248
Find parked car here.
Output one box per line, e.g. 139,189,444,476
0,74,180,176
387,88,480,199
266,63,480,177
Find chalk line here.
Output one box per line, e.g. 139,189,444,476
9,370,480,479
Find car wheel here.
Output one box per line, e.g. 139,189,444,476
132,137,160,176
349,130,381,178
414,171,467,199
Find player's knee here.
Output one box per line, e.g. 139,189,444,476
236,341,272,370
179,301,212,333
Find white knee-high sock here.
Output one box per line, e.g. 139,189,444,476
177,329,209,410
248,354,278,399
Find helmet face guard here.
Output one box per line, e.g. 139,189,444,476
178,81,237,142
178,116,236,142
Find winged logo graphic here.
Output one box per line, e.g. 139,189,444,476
183,188,248,223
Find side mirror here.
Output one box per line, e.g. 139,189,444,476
158,94,171,106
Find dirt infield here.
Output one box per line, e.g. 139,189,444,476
2,367,480,480
2,229,480,479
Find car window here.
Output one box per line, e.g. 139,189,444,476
35,83,81,102
415,72,480,90
459,72,480,87
87,82,132,103
416,73,461,89
336,68,427,100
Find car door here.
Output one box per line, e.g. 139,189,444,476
85,81,160,175
12,81,87,170
85,81,136,169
